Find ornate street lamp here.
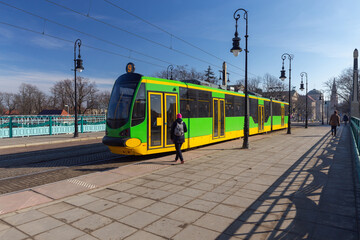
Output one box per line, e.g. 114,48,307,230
299,72,308,128
167,65,173,80
279,53,294,134
74,39,84,138
319,91,324,125
231,8,249,149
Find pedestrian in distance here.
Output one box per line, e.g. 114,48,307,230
171,113,187,164
343,114,349,126
329,110,340,136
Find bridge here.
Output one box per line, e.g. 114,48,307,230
0,121,359,239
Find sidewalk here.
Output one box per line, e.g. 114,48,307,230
0,125,358,239
0,132,105,150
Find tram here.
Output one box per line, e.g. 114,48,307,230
102,63,289,155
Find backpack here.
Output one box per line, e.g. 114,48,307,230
174,121,184,137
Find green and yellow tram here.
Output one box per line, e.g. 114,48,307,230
103,67,288,155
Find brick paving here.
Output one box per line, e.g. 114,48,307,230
0,125,358,239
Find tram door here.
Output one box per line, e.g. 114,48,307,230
213,98,225,138
148,92,178,149
281,105,285,126
258,105,264,132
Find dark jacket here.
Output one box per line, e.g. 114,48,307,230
170,118,187,143
343,115,349,122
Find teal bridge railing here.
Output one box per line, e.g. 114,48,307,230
351,116,360,152
0,115,105,138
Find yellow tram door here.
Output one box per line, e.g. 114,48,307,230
148,92,178,149
281,105,285,127
164,93,178,147
213,98,225,139
258,105,264,132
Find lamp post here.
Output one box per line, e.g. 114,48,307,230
167,65,173,80
64,104,69,114
325,98,329,124
231,8,249,149
299,72,308,128
319,91,324,125
279,53,294,134
74,39,84,138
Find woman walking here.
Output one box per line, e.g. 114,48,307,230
171,113,187,164
329,110,340,136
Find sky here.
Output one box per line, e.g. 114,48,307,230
0,0,359,99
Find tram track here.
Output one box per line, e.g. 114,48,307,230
0,143,143,195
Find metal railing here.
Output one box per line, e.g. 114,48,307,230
0,115,105,138
351,116,360,152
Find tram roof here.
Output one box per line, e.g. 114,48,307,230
141,76,288,105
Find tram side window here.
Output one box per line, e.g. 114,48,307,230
250,98,258,123
264,101,270,122
234,95,244,116
198,90,211,117
272,102,281,116
180,87,190,118
131,83,146,126
225,95,234,117
187,89,198,118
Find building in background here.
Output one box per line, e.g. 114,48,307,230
330,79,338,113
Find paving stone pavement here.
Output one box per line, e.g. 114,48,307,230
0,125,358,240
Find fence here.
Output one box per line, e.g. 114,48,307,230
351,116,360,152
0,115,105,138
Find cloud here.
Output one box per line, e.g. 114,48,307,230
0,67,115,94
30,36,66,49
0,68,71,93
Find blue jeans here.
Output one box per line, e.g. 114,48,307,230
175,142,184,161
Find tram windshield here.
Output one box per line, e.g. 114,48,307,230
107,82,137,128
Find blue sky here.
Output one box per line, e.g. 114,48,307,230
0,0,359,99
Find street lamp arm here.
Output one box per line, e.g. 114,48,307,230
74,39,82,60
300,72,307,78
233,8,248,21
281,53,294,61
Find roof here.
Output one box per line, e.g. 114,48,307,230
308,89,321,95
38,109,69,115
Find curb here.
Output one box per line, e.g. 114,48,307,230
0,136,104,150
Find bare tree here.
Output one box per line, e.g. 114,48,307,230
2,92,17,115
0,92,4,115
77,77,98,114
50,79,72,111
96,90,111,113
154,65,205,81
15,83,47,115
50,77,98,114
323,67,357,113
262,74,286,92
235,76,263,94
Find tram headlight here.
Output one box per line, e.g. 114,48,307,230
119,128,130,137
125,138,141,148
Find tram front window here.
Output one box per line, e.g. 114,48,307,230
107,83,137,129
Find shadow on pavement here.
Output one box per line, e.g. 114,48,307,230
216,126,359,240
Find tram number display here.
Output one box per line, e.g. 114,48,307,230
126,62,135,73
